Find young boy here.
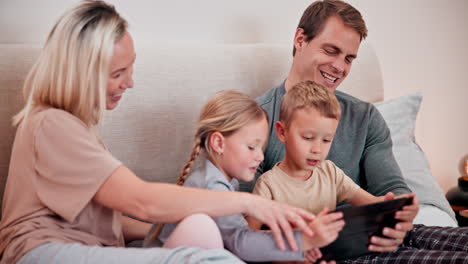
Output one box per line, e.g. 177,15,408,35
248,80,414,255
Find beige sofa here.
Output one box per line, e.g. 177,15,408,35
0,43,456,226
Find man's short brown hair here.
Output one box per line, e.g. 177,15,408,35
293,0,368,56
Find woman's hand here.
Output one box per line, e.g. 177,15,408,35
245,194,316,251
368,192,418,252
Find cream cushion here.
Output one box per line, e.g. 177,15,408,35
374,93,455,223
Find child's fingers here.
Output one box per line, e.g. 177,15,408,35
295,207,316,222
305,250,319,263
312,248,322,259
318,211,343,224
317,207,330,217
318,261,336,264
306,248,321,259
327,219,345,232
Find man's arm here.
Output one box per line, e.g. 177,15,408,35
361,105,411,196
328,93,411,197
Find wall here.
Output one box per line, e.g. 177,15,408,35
1,0,467,191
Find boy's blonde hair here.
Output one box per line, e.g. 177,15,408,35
178,90,268,185
280,80,341,127
13,0,128,127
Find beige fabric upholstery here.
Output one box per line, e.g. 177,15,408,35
0,43,383,218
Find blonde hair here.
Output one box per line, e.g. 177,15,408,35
13,0,128,127
280,80,341,127
146,90,268,242
178,90,268,185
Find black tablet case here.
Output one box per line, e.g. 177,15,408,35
320,197,413,261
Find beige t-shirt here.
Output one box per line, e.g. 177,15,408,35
0,107,123,264
253,161,360,214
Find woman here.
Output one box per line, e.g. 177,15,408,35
0,1,315,263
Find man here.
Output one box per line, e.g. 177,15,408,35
243,0,409,202
241,0,468,263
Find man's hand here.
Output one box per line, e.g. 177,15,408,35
395,193,419,222
368,192,418,252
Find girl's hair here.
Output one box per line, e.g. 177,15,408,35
178,90,268,185
13,0,128,127
280,80,341,128
146,90,268,243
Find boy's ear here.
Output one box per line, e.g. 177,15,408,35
293,28,306,52
275,121,287,143
209,131,225,155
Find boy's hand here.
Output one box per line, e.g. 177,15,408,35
369,192,418,252
247,194,316,251
304,248,337,264
302,208,345,250
304,248,321,263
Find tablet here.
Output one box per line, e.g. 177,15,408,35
319,196,413,261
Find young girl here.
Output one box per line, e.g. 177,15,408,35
0,1,317,263
144,90,345,263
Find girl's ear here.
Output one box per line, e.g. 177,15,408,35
275,121,287,143
209,131,225,155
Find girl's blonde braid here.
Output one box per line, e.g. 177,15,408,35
177,136,202,186
144,136,202,245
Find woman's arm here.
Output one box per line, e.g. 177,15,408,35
94,166,315,251
121,215,152,242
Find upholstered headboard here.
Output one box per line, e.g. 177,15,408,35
0,43,383,217
101,43,383,183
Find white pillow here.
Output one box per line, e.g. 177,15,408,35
374,93,456,222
